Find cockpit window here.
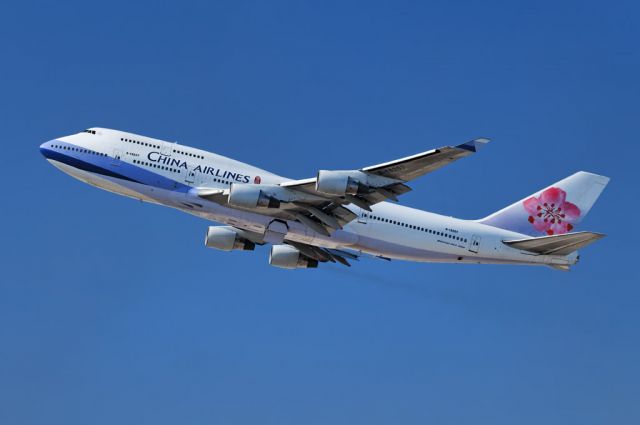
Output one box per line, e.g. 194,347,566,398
83,129,96,135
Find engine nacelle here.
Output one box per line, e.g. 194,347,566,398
228,184,281,209
316,170,368,196
268,245,318,269
204,226,255,251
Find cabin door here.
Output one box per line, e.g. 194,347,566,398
184,165,196,184
357,211,368,224
161,143,173,156
111,149,122,165
468,234,481,253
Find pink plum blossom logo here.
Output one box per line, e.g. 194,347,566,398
254,176,261,184
523,187,581,235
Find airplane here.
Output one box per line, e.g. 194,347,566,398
39,128,610,271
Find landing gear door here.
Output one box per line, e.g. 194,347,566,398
468,234,481,253
263,220,288,244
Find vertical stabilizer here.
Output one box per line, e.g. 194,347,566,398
479,171,609,236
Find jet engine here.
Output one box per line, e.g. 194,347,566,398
268,245,318,269
204,226,256,251
315,170,369,196
228,184,280,209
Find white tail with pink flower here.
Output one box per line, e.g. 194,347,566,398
478,171,610,237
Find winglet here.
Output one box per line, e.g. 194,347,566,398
456,138,490,152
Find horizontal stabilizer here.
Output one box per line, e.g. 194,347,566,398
503,231,605,256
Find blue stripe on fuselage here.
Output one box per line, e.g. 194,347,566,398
40,140,191,192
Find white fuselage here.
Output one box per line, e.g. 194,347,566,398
40,128,577,268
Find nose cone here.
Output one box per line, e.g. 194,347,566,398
40,140,55,159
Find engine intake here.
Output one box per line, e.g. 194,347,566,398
228,184,281,209
204,226,255,251
269,245,318,269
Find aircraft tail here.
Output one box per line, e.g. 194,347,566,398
479,171,610,236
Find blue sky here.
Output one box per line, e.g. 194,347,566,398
1,1,639,424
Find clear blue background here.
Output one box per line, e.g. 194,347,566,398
1,1,638,424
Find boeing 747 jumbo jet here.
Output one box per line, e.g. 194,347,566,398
40,128,609,270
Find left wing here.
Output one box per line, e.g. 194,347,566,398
196,138,489,235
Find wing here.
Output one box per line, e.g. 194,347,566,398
280,137,488,196
278,137,489,209
362,138,490,181
196,138,489,236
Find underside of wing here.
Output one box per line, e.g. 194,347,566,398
286,240,358,267
193,186,357,236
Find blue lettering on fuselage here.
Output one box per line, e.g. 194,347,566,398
147,152,251,182
148,152,188,169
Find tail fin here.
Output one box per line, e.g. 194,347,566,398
479,171,610,236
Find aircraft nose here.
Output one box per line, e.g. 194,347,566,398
40,140,55,158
